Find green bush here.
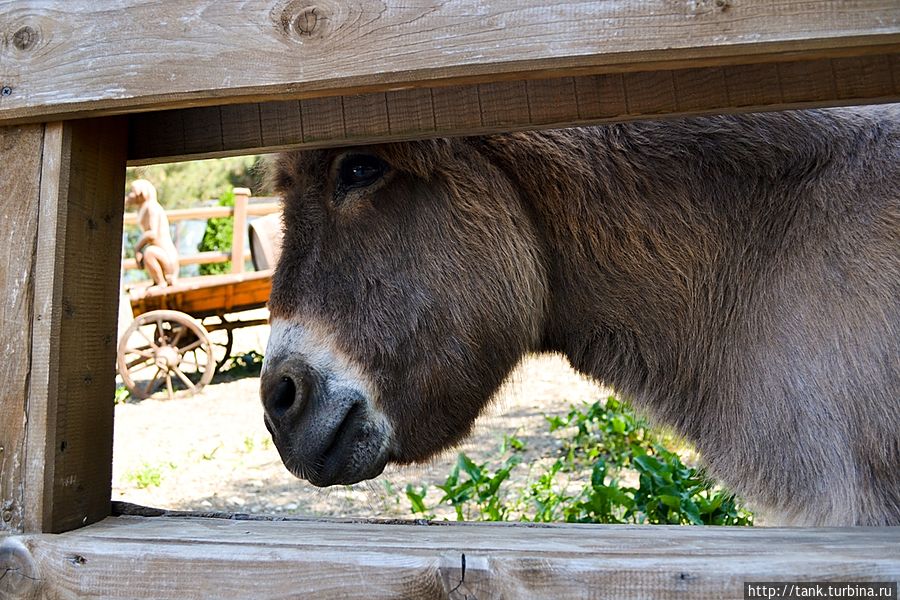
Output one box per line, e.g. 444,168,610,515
406,396,753,526
197,190,235,275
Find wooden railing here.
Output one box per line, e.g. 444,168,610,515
121,188,280,274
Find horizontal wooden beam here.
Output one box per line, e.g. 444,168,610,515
121,251,230,272
2,516,898,598
128,53,900,165
122,202,279,226
0,1,898,125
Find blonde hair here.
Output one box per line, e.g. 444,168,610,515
130,178,158,204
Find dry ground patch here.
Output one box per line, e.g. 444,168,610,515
113,317,605,519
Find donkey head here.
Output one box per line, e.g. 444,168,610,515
261,140,547,486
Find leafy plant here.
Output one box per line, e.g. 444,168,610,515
406,396,753,526
200,444,222,461
114,384,131,405
197,189,235,275
221,350,265,377
124,462,173,489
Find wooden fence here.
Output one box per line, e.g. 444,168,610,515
0,1,898,597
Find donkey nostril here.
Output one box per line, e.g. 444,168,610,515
268,376,297,419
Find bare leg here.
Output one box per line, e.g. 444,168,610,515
142,246,170,287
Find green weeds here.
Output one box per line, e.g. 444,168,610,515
406,396,752,526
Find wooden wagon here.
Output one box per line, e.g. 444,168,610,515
117,190,283,399
117,269,272,400
1,1,898,597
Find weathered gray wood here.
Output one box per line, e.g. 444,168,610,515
127,53,900,165
24,119,128,533
6,516,900,599
0,0,898,124
0,536,41,599
0,124,44,535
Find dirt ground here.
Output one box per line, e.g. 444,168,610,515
112,311,607,519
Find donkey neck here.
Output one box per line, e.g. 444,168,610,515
474,115,848,427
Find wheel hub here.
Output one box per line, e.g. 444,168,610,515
155,345,181,369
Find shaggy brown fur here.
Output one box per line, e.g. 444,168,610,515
265,105,899,525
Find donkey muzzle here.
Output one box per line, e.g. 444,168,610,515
260,348,390,487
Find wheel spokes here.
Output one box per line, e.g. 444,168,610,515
142,367,163,397
136,327,158,348
125,356,156,371
165,372,175,401
170,325,187,347
172,366,198,393
119,310,216,400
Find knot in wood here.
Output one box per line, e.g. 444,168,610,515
294,7,319,36
274,0,334,43
0,537,41,598
12,26,39,51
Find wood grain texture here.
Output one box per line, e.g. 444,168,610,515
0,124,44,535
127,271,272,320
0,0,898,124
8,515,900,599
127,53,900,165
25,119,128,533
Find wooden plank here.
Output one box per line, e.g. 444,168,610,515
230,188,250,274
122,251,230,272
624,71,678,115
832,54,896,99
3,516,899,598
385,89,435,136
128,271,272,318
431,86,482,131
0,1,898,124
724,63,784,107
127,53,900,165
343,93,390,139
24,118,128,533
779,59,839,104
0,124,44,535
526,77,579,126
674,67,730,113
181,106,223,157
574,73,628,120
122,202,280,226
300,96,345,143
259,100,302,148
479,80,531,129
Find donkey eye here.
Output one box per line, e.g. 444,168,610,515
337,154,388,189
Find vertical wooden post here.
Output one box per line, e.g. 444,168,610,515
0,124,45,535
23,118,128,533
230,187,250,274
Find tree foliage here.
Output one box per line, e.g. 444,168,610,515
125,155,269,209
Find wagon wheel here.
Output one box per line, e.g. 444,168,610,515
210,315,234,371
117,310,216,401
